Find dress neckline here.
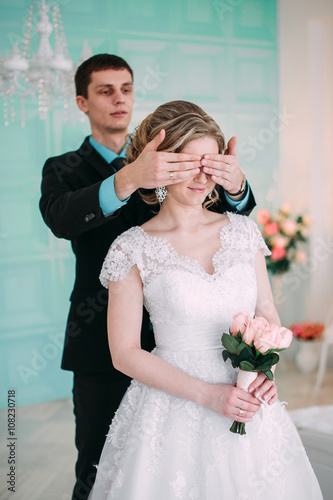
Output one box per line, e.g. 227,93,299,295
138,213,234,277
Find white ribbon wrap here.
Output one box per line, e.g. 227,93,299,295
236,369,258,391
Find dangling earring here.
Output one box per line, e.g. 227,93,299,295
155,186,167,203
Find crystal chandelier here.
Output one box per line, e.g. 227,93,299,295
0,0,92,126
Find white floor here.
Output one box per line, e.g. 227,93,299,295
0,360,332,500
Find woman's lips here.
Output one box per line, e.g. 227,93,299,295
189,188,206,193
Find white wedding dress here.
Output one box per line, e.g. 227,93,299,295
90,213,322,500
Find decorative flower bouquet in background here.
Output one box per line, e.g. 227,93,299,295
221,313,293,435
256,204,312,275
290,322,324,374
289,322,324,341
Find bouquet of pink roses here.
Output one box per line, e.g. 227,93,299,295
221,312,293,435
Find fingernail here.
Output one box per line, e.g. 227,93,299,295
255,391,261,398
201,159,207,166
249,387,254,393
263,395,269,401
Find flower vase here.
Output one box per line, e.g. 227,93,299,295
295,340,322,375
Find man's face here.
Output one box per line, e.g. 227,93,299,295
77,68,134,134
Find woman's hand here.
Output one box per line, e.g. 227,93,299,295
248,372,278,405
203,383,261,423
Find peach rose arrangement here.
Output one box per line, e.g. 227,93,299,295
222,312,293,435
289,321,324,341
256,204,311,275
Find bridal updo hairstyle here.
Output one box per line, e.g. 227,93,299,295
126,100,226,206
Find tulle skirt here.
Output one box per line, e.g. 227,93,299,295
89,348,323,500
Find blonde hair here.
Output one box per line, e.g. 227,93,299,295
126,100,226,206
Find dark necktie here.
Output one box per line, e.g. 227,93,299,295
110,157,126,171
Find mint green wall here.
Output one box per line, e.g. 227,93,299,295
0,0,278,408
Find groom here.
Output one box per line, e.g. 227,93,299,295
39,53,256,500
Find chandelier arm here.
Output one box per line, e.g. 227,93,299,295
0,0,91,125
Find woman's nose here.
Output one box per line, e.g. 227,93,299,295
194,167,208,182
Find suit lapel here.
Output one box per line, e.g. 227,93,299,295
77,137,117,179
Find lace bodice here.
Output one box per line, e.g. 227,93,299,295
100,213,270,352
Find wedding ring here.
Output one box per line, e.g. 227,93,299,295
169,171,174,180
238,409,244,417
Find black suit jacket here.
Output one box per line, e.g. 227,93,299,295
40,137,256,375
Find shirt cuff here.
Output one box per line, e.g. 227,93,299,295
224,181,250,211
99,175,130,216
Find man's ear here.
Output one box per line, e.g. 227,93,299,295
76,95,88,114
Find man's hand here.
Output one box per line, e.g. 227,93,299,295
114,129,202,201
201,136,244,195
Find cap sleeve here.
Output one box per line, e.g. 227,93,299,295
249,219,271,256
99,229,138,288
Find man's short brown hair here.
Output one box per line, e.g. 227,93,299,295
75,54,134,98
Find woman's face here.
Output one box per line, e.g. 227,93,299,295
165,136,218,206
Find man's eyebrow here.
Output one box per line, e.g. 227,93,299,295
95,82,133,88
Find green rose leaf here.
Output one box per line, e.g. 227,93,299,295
256,362,272,372
222,333,239,354
236,342,247,356
262,369,274,380
239,345,255,362
258,353,279,367
229,353,240,368
222,350,231,362
239,360,255,371
236,331,243,343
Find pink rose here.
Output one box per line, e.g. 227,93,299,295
289,323,303,336
253,316,270,332
257,209,271,225
295,251,307,263
230,312,251,337
271,247,286,262
302,214,313,226
280,203,291,215
300,227,309,238
271,236,288,249
243,317,269,346
281,220,297,236
254,324,282,354
277,327,293,349
264,222,279,236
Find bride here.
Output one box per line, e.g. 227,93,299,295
89,101,322,499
